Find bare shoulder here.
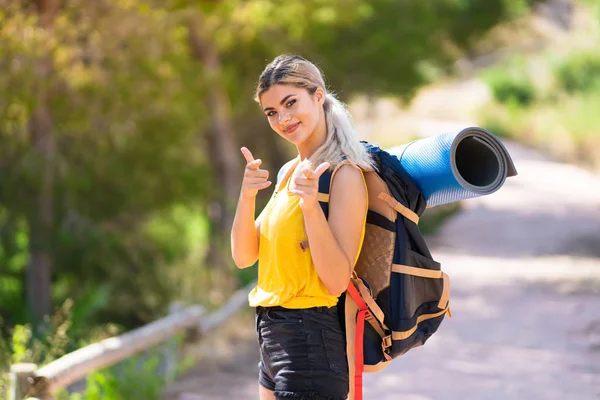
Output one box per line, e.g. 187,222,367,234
328,163,367,248
331,163,365,190
330,163,367,203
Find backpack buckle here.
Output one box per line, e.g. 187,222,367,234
382,335,392,349
299,240,309,251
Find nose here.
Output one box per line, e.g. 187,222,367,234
278,110,291,124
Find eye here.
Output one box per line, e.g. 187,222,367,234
266,111,276,117
286,99,296,108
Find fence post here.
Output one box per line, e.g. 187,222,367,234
8,363,36,400
163,302,184,383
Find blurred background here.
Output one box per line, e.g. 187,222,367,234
1,0,599,399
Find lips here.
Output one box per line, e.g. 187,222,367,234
284,122,300,134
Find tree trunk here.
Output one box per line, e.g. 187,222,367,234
27,0,60,325
188,17,241,272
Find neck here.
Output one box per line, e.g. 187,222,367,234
297,109,327,161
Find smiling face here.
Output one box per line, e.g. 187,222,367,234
259,84,325,147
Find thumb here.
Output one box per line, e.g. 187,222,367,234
240,147,255,164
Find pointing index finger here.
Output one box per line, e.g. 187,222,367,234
313,162,331,178
240,147,255,164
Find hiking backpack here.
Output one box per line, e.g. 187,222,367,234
279,142,451,400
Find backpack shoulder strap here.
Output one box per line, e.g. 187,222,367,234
317,160,355,219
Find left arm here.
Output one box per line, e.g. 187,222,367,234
292,163,367,296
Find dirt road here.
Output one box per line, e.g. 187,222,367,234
164,139,600,400
362,141,600,400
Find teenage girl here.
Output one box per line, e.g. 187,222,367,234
231,54,376,400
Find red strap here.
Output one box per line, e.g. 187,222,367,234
355,309,367,400
347,282,368,400
346,280,368,312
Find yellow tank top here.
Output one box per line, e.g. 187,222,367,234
248,160,367,309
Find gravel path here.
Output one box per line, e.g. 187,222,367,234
164,140,600,400
363,141,600,400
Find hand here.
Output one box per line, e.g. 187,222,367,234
289,160,330,211
240,147,271,198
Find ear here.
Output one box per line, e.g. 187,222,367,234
314,87,325,106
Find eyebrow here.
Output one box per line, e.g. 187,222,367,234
263,94,295,112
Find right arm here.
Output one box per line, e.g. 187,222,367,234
230,147,272,268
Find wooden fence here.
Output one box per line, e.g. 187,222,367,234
7,281,255,400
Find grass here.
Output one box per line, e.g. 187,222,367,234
0,301,192,400
420,202,462,236
479,91,600,170
477,39,600,172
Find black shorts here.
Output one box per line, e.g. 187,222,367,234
255,305,349,400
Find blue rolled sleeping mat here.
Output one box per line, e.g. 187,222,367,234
386,126,517,208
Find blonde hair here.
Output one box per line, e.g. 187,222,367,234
255,55,376,171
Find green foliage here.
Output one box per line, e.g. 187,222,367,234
533,92,600,143
477,13,600,171
0,0,212,329
281,0,529,100
56,336,197,400
1,306,189,400
479,97,531,139
0,321,9,398
235,263,258,287
1,300,81,367
0,303,77,398
483,65,536,106
55,352,166,400
420,202,462,236
554,51,600,94
0,0,537,334
0,299,123,400
479,114,516,139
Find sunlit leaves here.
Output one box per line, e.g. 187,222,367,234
0,0,536,329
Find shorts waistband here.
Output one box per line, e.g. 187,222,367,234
256,305,336,313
